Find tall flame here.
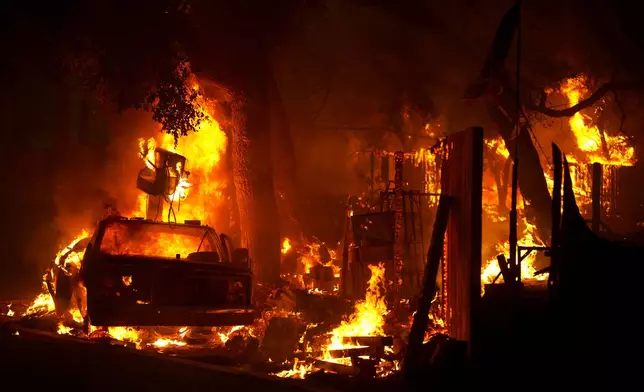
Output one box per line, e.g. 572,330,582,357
326,263,387,349
480,137,547,293
281,238,291,254
137,83,228,225
275,263,388,379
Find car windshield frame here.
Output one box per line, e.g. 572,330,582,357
97,220,218,260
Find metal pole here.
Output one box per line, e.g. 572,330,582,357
370,151,375,200
509,158,519,282
509,0,522,283
591,162,602,233
550,144,563,289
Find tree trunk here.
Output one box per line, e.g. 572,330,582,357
230,93,281,284
226,49,282,284
268,74,303,241
223,125,241,243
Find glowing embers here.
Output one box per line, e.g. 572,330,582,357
136,89,227,225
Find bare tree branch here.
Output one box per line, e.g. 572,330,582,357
613,89,628,136
526,81,643,118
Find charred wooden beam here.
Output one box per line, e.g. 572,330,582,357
341,336,393,348
293,345,382,360
441,127,484,347
518,246,550,262
495,254,513,283
328,346,379,359
509,156,519,281
293,349,363,360
404,195,452,376
313,360,359,376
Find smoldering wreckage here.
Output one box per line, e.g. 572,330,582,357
3,5,644,389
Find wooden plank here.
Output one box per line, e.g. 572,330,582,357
341,336,393,347
441,127,483,345
313,360,359,376
293,346,380,360
496,254,514,283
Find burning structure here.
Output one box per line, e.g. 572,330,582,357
4,2,644,388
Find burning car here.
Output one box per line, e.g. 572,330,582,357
51,217,254,329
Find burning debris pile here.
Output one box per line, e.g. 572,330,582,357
13,230,407,380
273,263,399,379
280,238,341,294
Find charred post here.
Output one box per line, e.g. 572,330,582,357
441,127,483,351
509,142,519,281
550,144,563,289
404,195,452,377
393,152,404,292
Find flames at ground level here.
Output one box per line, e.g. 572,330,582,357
17,231,431,380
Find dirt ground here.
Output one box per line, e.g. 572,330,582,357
0,329,317,392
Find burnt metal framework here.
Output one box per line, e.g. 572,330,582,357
345,141,445,299
379,153,440,296
344,148,442,298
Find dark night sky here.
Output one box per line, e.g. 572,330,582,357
1,0,644,296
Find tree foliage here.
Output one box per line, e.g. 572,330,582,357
146,61,207,145
21,0,323,143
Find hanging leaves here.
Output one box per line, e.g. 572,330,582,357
146,61,208,146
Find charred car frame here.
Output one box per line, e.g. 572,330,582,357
52,217,254,328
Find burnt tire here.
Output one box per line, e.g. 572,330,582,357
54,269,72,316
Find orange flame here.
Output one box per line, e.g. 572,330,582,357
136,88,227,225
281,238,291,254
560,76,635,166
326,263,387,345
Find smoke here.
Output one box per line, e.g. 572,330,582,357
52,109,157,241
